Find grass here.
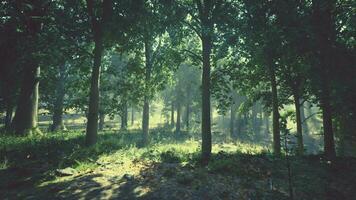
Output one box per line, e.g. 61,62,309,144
1,128,356,200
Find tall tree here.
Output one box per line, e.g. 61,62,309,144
84,0,112,145
9,1,48,135
311,0,337,159
50,63,67,131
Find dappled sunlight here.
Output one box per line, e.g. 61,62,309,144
1,0,355,199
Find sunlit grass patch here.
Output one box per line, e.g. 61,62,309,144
212,141,269,155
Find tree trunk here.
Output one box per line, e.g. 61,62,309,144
85,36,103,145
11,63,40,135
269,64,281,155
294,93,304,155
51,64,66,132
98,112,105,131
84,0,111,146
131,107,134,126
142,40,152,146
320,88,336,159
121,102,128,130
252,103,258,135
230,103,236,139
201,34,212,163
185,103,190,130
265,112,270,135
337,114,355,156
300,100,309,136
142,96,149,145
312,0,336,159
170,101,175,126
176,100,181,135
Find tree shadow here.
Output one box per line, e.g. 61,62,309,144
0,128,194,197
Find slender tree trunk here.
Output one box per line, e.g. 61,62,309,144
312,0,336,159
98,112,105,131
176,101,181,135
170,101,175,126
236,114,241,138
338,114,355,156
84,0,111,146
293,93,304,155
142,96,149,145
257,105,263,137
201,34,212,163
131,107,134,126
11,63,40,135
269,64,281,155
185,102,190,130
230,103,235,139
121,102,128,130
320,87,336,159
300,100,309,136
252,103,258,135
51,64,66,132
85,36,103,145
265,112,270,135
142,40,152,146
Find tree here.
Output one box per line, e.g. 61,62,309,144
6,1,50,135
176,0,225,163
84,0,112,145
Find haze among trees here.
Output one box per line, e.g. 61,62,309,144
0,0,355,199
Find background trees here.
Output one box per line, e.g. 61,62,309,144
1,0,355,161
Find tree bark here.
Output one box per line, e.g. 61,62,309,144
121,102,128,130
320,88,336,159
85,0,111,146
51,64,66,132
294,93,304,155
142,96,149,145
185,102,190,130
269,64,281,156
142,39,152,146
11,63,40,135
131,106,134,126
201,34,212,163
265,112,270,136
230,103,236,139
300,101,309,136
176,100,181,135
85,36,102,145
170,101,175,126
98,112,105,131
312,0,336,159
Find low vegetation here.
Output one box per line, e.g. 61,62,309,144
1,129,355,199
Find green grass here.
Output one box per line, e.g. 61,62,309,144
1,128,356,200
0,128,268,179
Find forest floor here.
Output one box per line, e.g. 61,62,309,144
1,128,356,200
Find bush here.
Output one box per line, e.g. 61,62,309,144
160,150,182,163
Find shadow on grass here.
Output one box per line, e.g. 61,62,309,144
0,128,193,196
1,128,356,200
5,151,356,200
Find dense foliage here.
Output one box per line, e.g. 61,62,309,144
0,0,355,199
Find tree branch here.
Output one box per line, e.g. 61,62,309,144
182,20,202,39
181,49,203,63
